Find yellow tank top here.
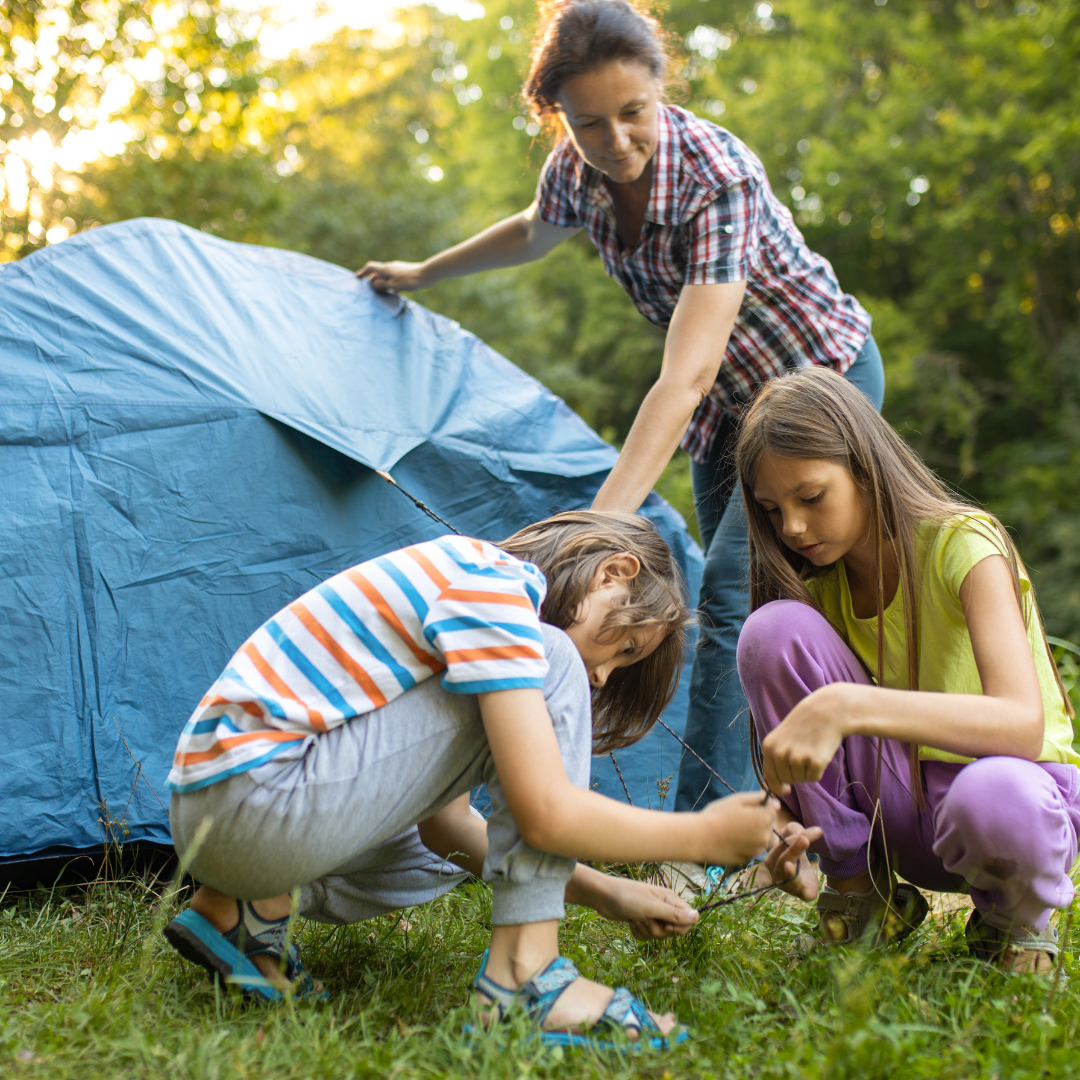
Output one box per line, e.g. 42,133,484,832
805,514,1077,765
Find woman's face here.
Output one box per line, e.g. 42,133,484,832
554,59,660,185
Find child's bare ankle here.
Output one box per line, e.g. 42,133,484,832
189,887,294,934
485,922,560,988
826,867,875,895
250,895,294,922
190,885,240,932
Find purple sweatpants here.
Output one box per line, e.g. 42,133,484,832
737,600,1080,932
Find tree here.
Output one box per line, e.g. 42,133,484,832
7,0,1080,633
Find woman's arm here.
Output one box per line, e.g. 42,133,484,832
591,280,746,513
761,554,1046,791
478,686,777,866
357,202,580,293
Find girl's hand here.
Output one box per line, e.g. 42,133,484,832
761,684,849,792
356,260,432,293
698,792,779,866
588,877,700,940
762,821,822,901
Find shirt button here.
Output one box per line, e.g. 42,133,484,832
724,225,734,234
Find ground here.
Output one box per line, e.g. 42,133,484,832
1,860,1078,1080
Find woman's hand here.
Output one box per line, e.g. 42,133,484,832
698,791,778,866
761,684,850,792
762,820,821,900
356,260,432,293
356,208,577,297
582,875,700,940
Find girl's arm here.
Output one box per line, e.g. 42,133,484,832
478,687,777,866
420,794,703,939
761,554,1046,790
357,203,579,293
591,281,746,513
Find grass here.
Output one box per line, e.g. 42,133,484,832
5,645,1078,1079
3,861,1080,1080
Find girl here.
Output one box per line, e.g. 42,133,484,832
358,0,885,809
163,510,807,1043
737,369,1080,972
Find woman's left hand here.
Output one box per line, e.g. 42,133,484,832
761,684,850,791
589,876,700,940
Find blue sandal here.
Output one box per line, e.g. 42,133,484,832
472,949,688,1050
164,901,325,1002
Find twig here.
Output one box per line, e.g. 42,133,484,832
609,752,633,805
656,717,737,795
114,717,166,812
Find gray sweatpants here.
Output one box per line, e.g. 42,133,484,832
170,625,592,926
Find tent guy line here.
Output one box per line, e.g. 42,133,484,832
375,470,462,535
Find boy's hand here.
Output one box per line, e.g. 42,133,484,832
586,876,699,940
698,792,778,866
763,821,822,900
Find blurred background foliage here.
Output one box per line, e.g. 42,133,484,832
2,0,1079,636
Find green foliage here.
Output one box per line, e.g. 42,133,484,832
3,0,1079,630
2,869,1080,1078
0,1,269,250
1051,636,1080,741
668,0,1080,632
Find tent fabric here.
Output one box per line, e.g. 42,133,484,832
0,218,702,860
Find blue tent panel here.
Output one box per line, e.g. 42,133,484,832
0,219,702,859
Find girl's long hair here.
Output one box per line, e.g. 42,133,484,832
500,510,693,753
736,368,1073,804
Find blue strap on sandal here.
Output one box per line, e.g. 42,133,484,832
472,948,688,1050
598,986,662,1038
164,901,326,1002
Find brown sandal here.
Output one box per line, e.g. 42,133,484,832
966,910,1059,972
796,860,928,954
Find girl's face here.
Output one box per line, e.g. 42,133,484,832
554,59,660,185
751,454,873,567
563,554,663,688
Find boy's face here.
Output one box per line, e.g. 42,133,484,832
563,556,663,689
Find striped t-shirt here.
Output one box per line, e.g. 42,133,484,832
167,536,549,793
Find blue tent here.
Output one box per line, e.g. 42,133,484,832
0,219,701,861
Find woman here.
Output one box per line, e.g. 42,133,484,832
359,0,884,812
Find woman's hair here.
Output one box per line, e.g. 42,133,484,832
736,367,1074,801
523,0,672,130
499,509,693,754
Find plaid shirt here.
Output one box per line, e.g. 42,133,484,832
536,104,871,462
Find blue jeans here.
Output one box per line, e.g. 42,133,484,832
672,337,886,810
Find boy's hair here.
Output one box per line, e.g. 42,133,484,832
499,509,692,754
736,368,1073,801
